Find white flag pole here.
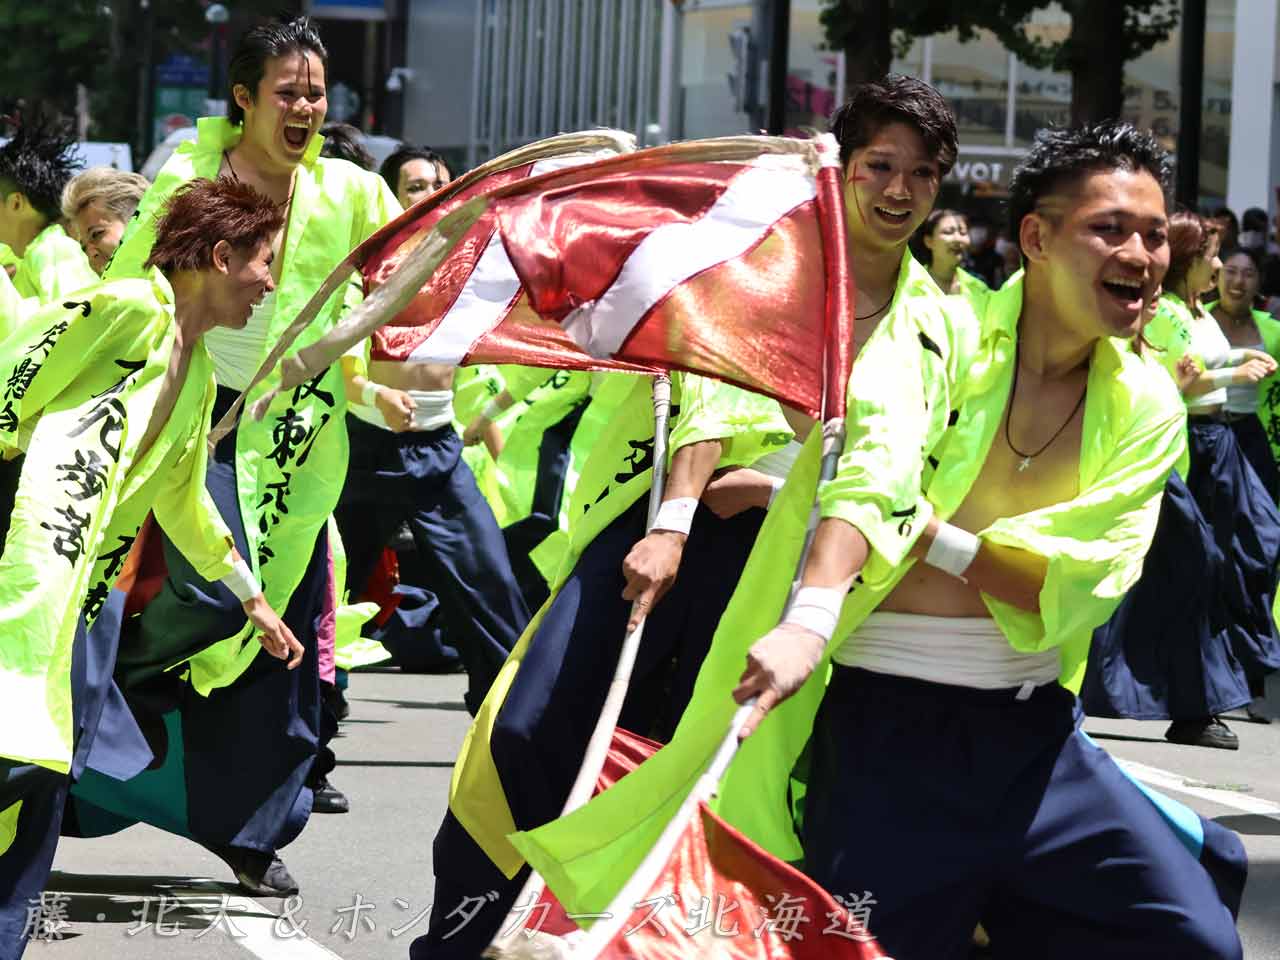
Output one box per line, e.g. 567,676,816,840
486,373,673,959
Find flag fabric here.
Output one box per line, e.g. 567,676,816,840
232,132,854,431
504,729,885,960
580,801,886,960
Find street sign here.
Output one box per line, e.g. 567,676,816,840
156,53,209,88
154,86,209,146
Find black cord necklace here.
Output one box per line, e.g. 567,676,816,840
1005,340,1088,472
855,290,895,322
222,149,292,210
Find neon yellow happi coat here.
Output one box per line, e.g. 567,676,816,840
105,117,400,693
1144,293,1195,382
1249,308,1280,462
0,269,20,335
0,273,236,775
510,273,1187,916
11,223,97,305
1,224,97,339
488,366,592,528
449,371,794,878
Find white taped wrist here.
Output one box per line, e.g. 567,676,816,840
766,475,786,508
222,557,261,603
924,522,980,580
360,381,382,407
652,496,698,535
481,398,505,420
1226,348,1253,365
782,585,847,643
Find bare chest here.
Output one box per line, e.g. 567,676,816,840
949,383,1085,534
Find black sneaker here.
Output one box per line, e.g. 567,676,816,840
1165,717,1239,750
312,776,350,814
205,843,300,897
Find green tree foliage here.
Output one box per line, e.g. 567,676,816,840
819,0,1180,124
0,1,299,153
818,0,1008,88
988,0,1179,124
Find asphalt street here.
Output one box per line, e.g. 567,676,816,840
21,668,1280,959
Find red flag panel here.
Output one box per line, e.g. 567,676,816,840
594,803,884,960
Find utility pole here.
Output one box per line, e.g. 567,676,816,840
765,0,791,135
1176,0,1207,207
135,0,156,161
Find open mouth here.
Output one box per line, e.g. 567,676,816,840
1101,276,1146,312
283,122,311,150
874,205,912,227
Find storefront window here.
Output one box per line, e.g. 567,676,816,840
679,1,754,139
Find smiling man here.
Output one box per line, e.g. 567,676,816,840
379,145,451,210
101,15,399,896
731,121,1244,958
0,179,301,960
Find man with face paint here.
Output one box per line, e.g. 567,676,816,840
725,121,1244,958
97,16,400,895
407,77,959,960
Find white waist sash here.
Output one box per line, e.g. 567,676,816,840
350,388,456,433
832,611,1060,692
752,439,804,480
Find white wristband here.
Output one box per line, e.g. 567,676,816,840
923,522,980,580
222,556,261,603
482,398,505,420
782,585,847,643
1197,367,1236,390
360,381,382,407
766,475,786,509
652,496,699,535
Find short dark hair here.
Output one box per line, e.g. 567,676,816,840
1007,121,1173,253
1219,245,1263,273
379,145,450,194
145,178,284,274
1242,206,1269,232
1211,206,1239,232
319,123,375,170
0,109,82,222
829,74,958,175
227,16,328,126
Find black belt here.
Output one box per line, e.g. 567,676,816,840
1189,411,1252,425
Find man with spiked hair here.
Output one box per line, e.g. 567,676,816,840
0,111,96,316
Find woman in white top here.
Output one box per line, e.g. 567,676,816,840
1084,212,1280,749
1211,246,1280,499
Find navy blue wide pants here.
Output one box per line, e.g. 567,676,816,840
804,666,1246,960
411,498,765,960
70,388,332,855
336,417,529,715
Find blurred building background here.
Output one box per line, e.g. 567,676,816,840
359,0,1279,220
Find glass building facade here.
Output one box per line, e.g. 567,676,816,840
675,0,1252,214
402,0,1277,219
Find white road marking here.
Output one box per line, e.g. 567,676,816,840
183,879,347,960
47,876,345,960
1115,758,1280,817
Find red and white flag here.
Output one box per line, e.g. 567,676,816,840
236,132,854,430
501,728,885,960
